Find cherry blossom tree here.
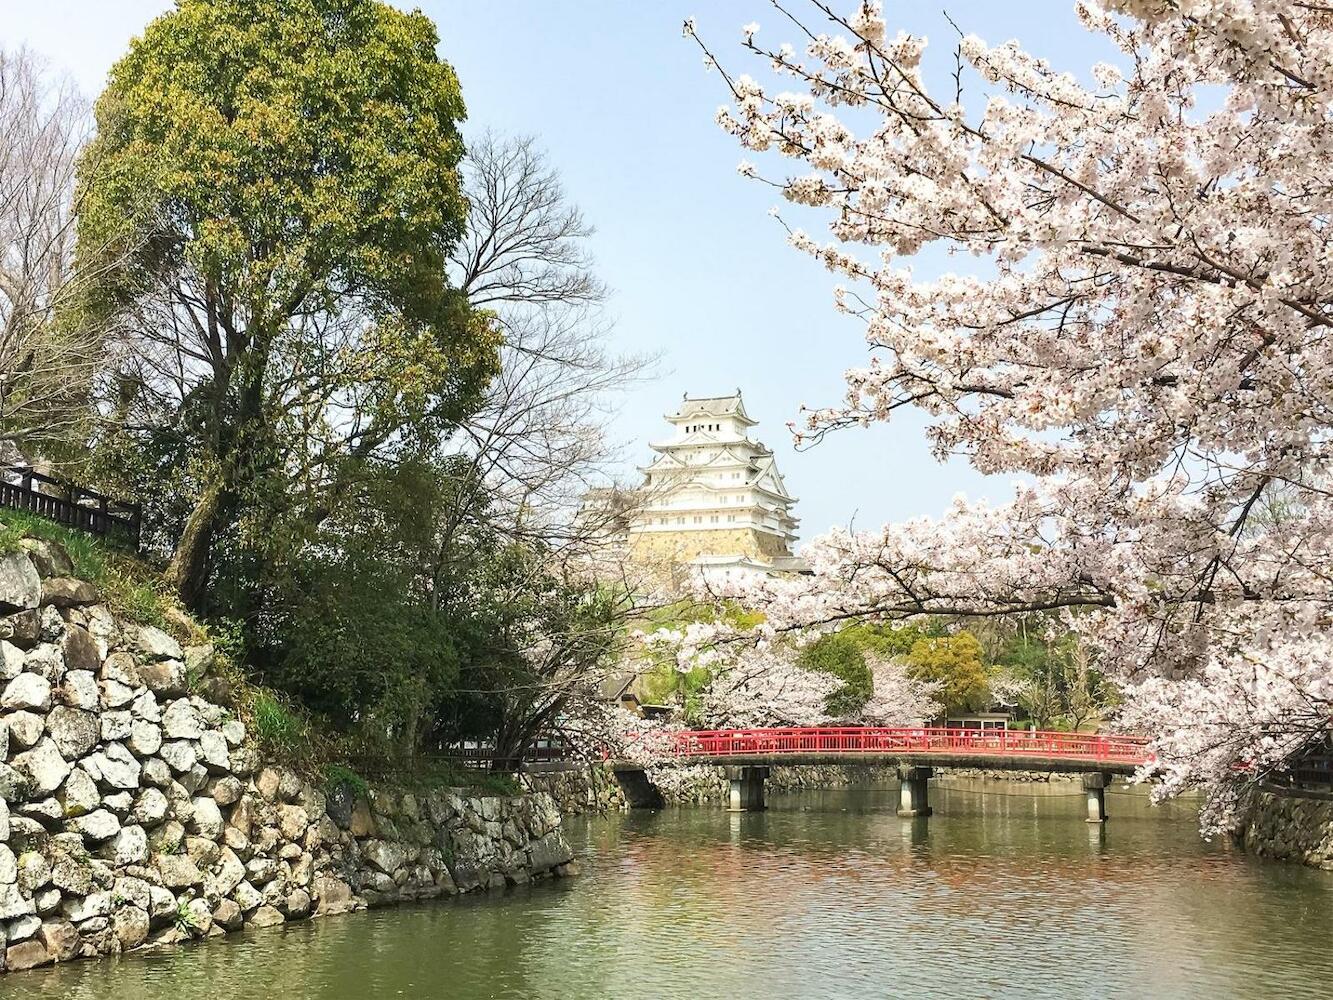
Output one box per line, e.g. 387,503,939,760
861,654,942,726
684,1,1333,831
647,625,939,729
700,651,841,728
558,700,685,767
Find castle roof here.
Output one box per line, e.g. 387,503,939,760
665,390,757,427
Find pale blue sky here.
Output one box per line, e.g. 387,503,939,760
3,2,1110,544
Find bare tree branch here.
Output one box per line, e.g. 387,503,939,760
0,48,114,446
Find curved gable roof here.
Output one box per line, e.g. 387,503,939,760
666,391,757,427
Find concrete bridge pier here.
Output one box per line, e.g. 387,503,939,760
725,765,769,811
1083,772,1113,823
897,766,934,818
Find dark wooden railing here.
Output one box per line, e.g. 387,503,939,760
1284,735,1333,790
344,737,577,778
0,465,141,548
437,738,574,770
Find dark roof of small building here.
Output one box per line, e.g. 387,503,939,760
598,672,636,702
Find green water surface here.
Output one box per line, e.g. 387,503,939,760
6,781,1330,999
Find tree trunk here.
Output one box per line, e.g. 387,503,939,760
165,480,221,609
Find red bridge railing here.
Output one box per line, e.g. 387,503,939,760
666,727,1151,765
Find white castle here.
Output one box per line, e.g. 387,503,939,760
621,391,804,584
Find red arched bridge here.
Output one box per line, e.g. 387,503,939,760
661,726,1150,772
608,726,1152,822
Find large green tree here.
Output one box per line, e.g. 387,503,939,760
904,632,990,714
79,0,497,607
797,631,873,717
990,623,1118,731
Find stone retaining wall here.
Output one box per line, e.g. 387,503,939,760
934,767,1080,783
530,761,888,815
637,763,1067,808
522,765,627,815
0,544,574,975
1240,784,1333,870
770,763,882,790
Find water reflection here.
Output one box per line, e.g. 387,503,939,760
6,781,1330,1000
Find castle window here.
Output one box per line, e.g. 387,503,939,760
710,515,719,524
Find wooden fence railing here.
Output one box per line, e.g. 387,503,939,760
343,737,577,777
1284,736,1333,789
0,465,141,548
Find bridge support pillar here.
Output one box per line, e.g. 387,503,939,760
725,766,769,812
897,766,933,818
1083,772,1113,823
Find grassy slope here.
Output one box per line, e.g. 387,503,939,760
0,507,183,633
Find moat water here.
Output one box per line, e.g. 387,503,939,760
6,781,1332,999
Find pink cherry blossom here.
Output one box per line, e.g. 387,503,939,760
685,1,1333,833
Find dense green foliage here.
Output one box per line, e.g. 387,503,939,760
903,632,990,713
839,620,946,659
987,620,1118,730
243,457,459,747
262,559,462,745
797,631,874,717
78,0,499,607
